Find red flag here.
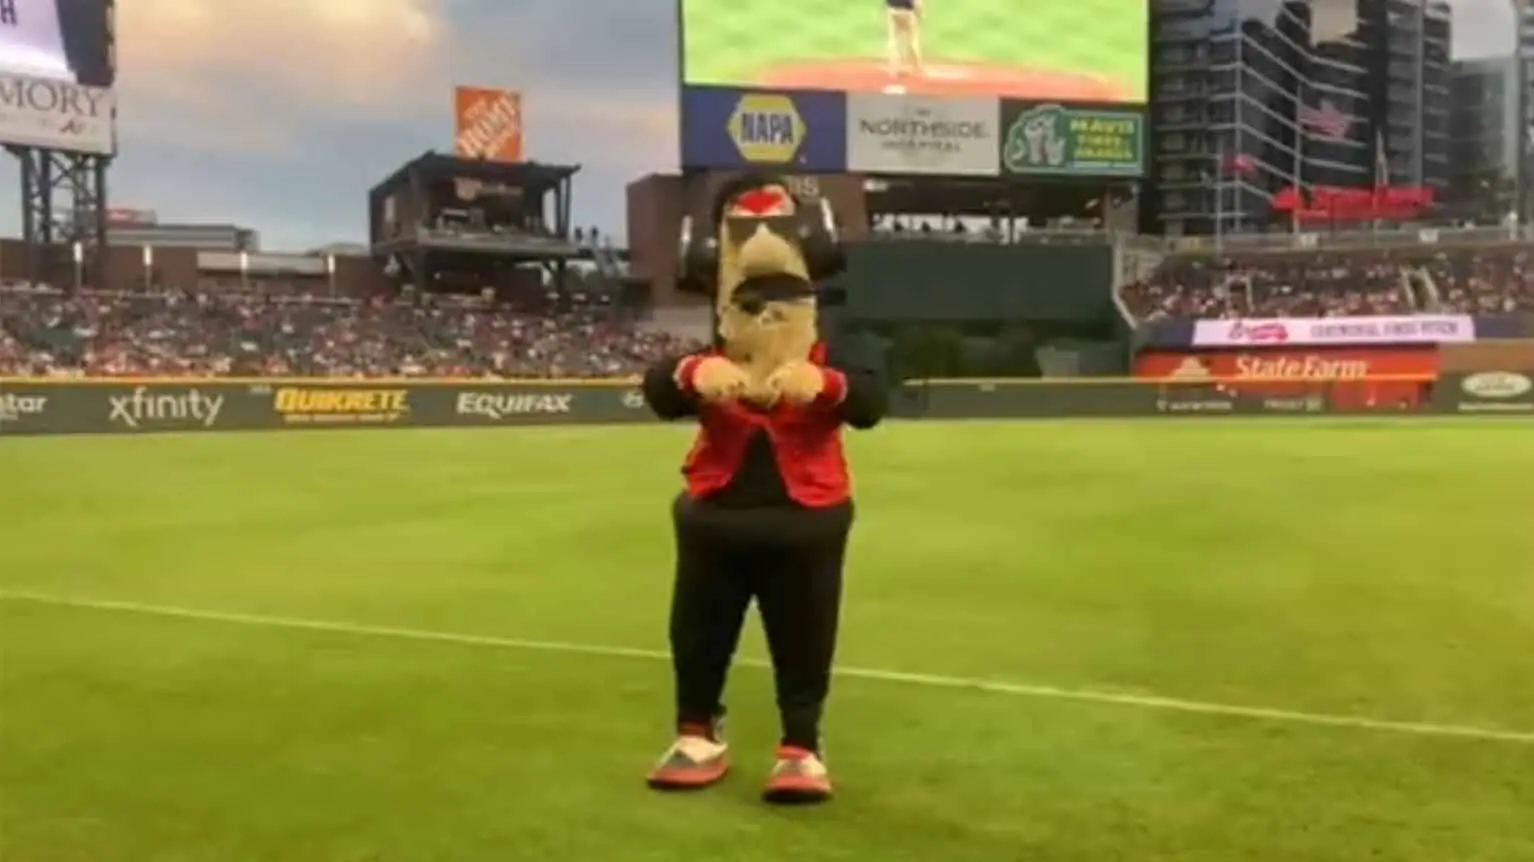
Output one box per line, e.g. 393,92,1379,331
1299,100,1351,139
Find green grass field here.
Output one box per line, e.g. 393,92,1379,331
2,421,1532,861
682,0,1148,100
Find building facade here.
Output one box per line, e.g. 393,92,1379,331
1521,0,1533,220
1449,57,1523,208
1145,0,1451,237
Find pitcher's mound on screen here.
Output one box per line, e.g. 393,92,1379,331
755,61,1129,100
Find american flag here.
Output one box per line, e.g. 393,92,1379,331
1298,100,1351,139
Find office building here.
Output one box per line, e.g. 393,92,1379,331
1521,0,1533,220
1448,57,1522,213
1357,0,1451,190
1145,0,1451,237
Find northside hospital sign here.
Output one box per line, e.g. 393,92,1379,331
0,71,114,154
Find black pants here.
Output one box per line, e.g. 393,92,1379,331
669,494,852,752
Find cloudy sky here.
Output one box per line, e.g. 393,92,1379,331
0,0,1521,251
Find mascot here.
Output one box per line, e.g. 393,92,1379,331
640,174,886,804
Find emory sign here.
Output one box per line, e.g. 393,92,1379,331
0,71,115,154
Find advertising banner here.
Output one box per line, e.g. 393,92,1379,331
0,380,654,436
999,101,1143,177
845,94,998,175
1146,381,1419,416
0,71,114,154
1133,349,1435,411
1133,348,1441,381
1191,315,1476,348
1434,372,1534,414
6,376,1529,433
681,86,846,170
678,0,1147,103
267,385,414,427
453,86,523,163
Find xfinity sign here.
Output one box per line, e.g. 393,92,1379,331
0,72,115,154
846,94,996,176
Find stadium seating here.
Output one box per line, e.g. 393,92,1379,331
0,286,702,378
1119,240,1532,321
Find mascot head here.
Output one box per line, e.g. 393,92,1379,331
679,174,844,379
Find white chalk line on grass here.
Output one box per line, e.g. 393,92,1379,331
4,590,1532,746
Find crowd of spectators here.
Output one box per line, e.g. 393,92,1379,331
0,285,700,378
1120,243,1533,321
6,238,1531,378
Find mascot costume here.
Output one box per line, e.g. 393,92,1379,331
640,174,886,804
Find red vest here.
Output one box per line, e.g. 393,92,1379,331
680,343,851,508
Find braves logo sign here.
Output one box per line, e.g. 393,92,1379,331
1226,321,1289,344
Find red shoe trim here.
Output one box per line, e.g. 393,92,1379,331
678,722,716,740
764,771,833,798
647,759,729,788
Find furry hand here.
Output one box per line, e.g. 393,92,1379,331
690,356,750,403
766,361,825,406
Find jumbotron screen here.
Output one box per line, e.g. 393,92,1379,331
680,0,1147,103
0,0,113,86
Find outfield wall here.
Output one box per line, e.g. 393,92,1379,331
1,373,1526,436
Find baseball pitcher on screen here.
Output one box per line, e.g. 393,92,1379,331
884,0,924,88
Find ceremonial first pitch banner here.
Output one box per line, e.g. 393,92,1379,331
1192,315,1478,348
680,85,846,170
845,94,998,175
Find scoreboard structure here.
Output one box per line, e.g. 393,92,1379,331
3,0,117,289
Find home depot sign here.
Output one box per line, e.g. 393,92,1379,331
454,86,523,163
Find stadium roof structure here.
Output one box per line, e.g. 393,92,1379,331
374,151,581,197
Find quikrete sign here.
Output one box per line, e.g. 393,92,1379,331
456,392,573,419
273,388,409,424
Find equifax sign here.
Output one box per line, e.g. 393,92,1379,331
0,71,114,154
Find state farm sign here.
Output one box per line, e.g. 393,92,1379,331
1135,348,1440,381
1230,354,1370,379
0,71,114,154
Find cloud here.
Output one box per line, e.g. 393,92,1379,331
525,91,676,171
118,0,453,151
439,0,680,180
1449,0,1521,58
23,0,1515,249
